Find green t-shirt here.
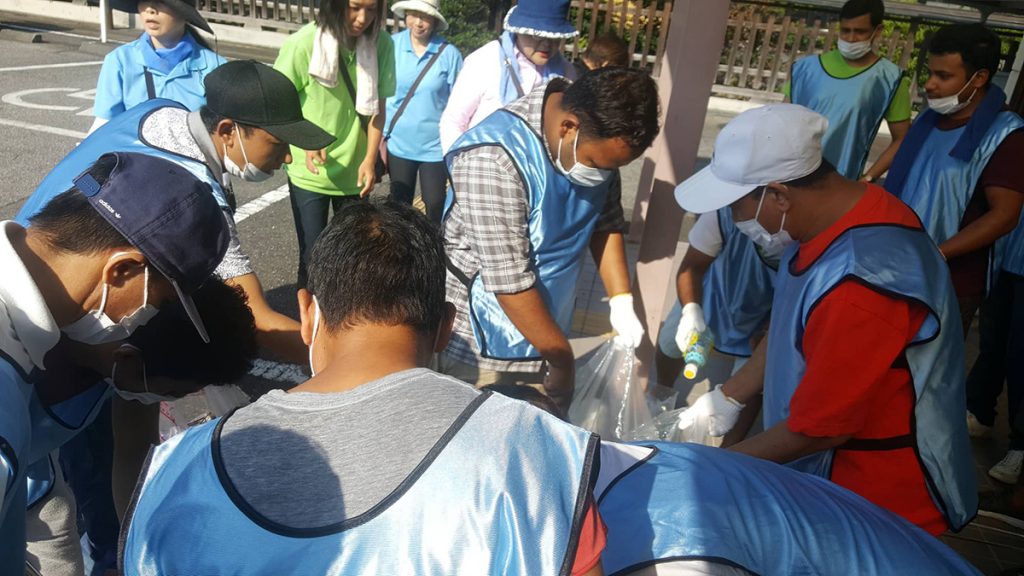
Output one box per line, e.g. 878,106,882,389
783,49,911,123
275,22,397,195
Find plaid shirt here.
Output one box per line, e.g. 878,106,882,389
442,80,626,373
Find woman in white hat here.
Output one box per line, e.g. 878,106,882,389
385,0,463,224
438,0,578,152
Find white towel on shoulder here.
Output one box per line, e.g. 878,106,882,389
309,25,379,116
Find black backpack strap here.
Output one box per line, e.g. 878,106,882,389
386,42,449,139
144,67,156,100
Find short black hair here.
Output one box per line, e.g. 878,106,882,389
28,156,132,254
783,158,836,188
840,0,885,28
199,106,256,136
307,199,446,335
562,67,661,154
129,279,257,389
928,23,1002,86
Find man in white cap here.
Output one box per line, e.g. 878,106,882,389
674,104,975,536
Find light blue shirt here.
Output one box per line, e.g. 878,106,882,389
93,32,225,120
385,30,463,163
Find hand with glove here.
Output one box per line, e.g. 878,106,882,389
608,293,645,348
674,302,707,355
677,385,745,438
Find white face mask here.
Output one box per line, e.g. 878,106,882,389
110,353,176,405
734,188,796,259
556,130,613,188
223,125,274,183
927,71,980,116
837,36,873,60
62,259,159,345
309,296,322,377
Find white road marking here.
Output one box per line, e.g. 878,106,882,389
2,87,81,111
0,23,119,43
0,61,104,73
233,183,289,224
0,117,86,138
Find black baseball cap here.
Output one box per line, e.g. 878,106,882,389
110,0,214,35
73,152,230,344
204,60,336,151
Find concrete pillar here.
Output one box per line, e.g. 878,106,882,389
628,0,731,383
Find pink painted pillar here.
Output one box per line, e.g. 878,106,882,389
628,0,730,383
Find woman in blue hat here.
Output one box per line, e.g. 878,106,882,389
438,0,577,152
90,0,224,134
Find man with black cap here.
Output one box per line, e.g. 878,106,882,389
0,152,229,573
15,59,334,573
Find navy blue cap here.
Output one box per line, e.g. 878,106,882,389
73,152,229,343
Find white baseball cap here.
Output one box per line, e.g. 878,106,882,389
674,104,829,214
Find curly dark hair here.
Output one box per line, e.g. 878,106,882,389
562,67,661,154
129,279,257,387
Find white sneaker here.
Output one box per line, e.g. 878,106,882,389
988,450,1024,484
967,412,993,438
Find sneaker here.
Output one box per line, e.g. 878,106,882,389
967,411,994,438
989,450,1024,484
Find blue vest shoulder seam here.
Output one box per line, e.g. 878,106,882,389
118,444,157,571
788,222,926,277
814,53,900,82
210,390,495,538
596,445,659,506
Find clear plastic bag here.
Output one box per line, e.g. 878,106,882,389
568,339,677,441
625,405,721,446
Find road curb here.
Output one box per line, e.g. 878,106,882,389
0,27,44,44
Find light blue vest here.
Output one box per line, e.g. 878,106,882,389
702,208,776,356
790,54,903,180
444,109,609,360
597,442,981,576
764,224,976,530
893,110,1024,287
16,98,227,225
121,392,598,575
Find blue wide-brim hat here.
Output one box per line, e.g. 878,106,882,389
504,0,578,39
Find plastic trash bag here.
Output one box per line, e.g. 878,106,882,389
625,405,721,446
568,339,677,441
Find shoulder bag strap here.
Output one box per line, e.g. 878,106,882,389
144,67,156,100
337,61,370,132
385,42,449,139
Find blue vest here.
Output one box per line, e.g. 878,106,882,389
444,110,609,360
790,54,903,180
891,110,1024,287
16,99,227,225
121,392,598,575
702,208,776,356
764,224,976,530
597,442,981,576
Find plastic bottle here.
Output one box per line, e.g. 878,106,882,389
682,331,714,380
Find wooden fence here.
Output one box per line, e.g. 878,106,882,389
716,6,918,102
194,0,675,75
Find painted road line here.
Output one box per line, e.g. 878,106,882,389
233,183,289,224
0,23,117,43
0,61,104,73
0,117,86,139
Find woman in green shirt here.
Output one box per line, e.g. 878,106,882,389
275,0,396,287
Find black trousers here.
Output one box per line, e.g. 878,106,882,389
966,271,1024,449
387,153,448,225
288,179,361,288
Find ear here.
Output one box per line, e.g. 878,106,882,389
215,119,236,146
102,252,147,288
297,288,316,346
560,114,580,138
433,302,457,353
972,69,990,89
765,183,793,213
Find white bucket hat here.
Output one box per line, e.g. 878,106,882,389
675,104,829,214
392,0,448,33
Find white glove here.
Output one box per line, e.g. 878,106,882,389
609,294,645,348
674,302,707,355
677,385,745,437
